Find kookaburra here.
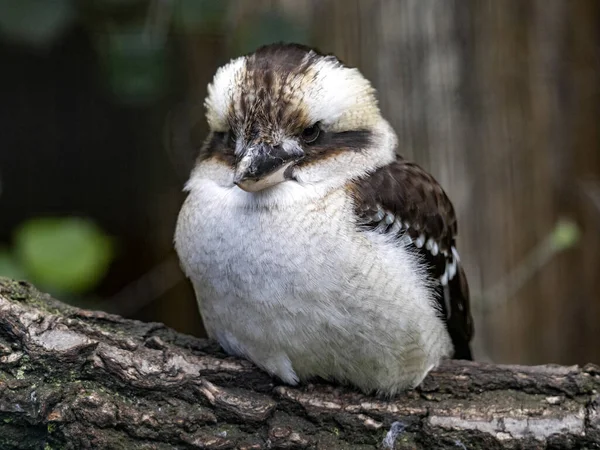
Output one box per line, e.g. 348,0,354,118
174,43,474,395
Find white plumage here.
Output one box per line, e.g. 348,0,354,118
175,162,452,394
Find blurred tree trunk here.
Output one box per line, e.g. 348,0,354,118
564,0,600,365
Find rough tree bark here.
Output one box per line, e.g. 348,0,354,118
0,278,598,450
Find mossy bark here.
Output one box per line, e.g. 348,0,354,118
0,278,598,449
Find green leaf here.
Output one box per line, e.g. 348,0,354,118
550,218,580,251
0,0,75,47
14,217,115,294
0,248,27,280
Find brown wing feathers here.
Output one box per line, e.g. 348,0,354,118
351,160,474,360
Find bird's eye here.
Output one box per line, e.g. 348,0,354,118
301,124,320,144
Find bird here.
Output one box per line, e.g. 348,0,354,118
174,43,474,396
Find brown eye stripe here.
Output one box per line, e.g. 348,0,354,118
198,132,237,167
296,130,374,166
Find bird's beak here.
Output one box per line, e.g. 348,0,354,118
234,143,304,192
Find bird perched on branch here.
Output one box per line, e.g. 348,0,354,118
174,43,474,395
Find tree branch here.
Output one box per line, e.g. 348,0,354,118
0,278,598,449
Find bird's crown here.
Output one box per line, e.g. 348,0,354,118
205,43,381,137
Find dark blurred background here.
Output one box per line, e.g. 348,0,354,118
0,0,598,366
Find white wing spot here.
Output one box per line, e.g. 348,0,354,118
390,219,403,234
451,246,461,263
415,234,425,248
372,209,385,222
425,238,434,251
440,271,449,285
448,259,457,280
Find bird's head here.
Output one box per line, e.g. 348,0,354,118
193,43,397,195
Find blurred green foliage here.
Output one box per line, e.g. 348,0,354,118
0,248,27,280
0,0,310,105
0,217,115,295
0,0,230,105
550,218,581,251
0,0,74,47
97,23,170,105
